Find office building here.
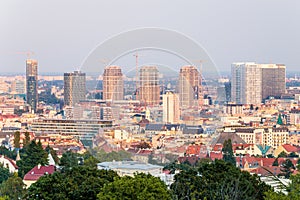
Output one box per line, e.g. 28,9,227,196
231,63,286,104
261,64,286,100
103,66,124,101
138,66,160,105
178,66,203,108
31,118,113,147
163,91,180,123
26,59,38,112
64,70,86,106
231,63,262,105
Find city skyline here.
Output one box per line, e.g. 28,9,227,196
1,1,300,74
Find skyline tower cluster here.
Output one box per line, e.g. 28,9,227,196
101,65,203,109
231,62,286,105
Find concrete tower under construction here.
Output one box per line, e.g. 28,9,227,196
178,65,203,108
103,66,124,101
138,66,160,105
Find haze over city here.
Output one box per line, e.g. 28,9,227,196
0,1,300,199
1,0,300,74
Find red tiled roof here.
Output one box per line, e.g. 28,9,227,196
186,144,207,155
282,144,299,153
0,155,18,169
178,155,200,165
23,165,55,181
250,166,281,176
209,152,223,161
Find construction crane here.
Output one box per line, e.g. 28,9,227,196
16,51,34,59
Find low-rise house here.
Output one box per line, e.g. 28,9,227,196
274,144,300,157
0,155,18,173
23,164,56,188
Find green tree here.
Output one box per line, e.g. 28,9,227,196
98,173,171,200
17,141,48,178
0,175,26,200
0,146,16,160
59,151,79,168
82,151,99,168
277,113,283,125
273,158,279,166
13,131,20,149
23,132,31,147
288,152,298,158
25,166,118,200
0,164,11,184
278,151,288,158
95,149,131,163
280,159,295,179
171,159,271,200
163,161,192,174
222,139,236,166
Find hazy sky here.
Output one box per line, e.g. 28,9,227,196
1,0,299,74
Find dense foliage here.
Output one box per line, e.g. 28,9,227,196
97,173,172,200
0,165,11,185
17,141,48,178
0,146,16,160
0,175,26,200
95,149,132,162
222,139,236,166
171,159,271,200
25,166,118,200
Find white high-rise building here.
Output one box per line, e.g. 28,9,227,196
231,62,262,105
163,91,180,124
231,63,286,105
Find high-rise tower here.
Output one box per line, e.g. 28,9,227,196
231,62,262,105
231,63,286,104
261,64,286,100
64,70,86,106
138,66,160,105
26,59,38,112
178,66,203,108
163,91,180,124
103,66,124,101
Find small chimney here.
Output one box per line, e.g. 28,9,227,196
37,164,41,169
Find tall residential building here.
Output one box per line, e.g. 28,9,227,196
163,91,180,124
138,66,160,105
64,70,86,106
261,64,286,100
231,63,262,105
231,63,286,105
103,66,124,101
178,66,203,108
26,59,38,112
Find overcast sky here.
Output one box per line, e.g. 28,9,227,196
1,0,299,75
